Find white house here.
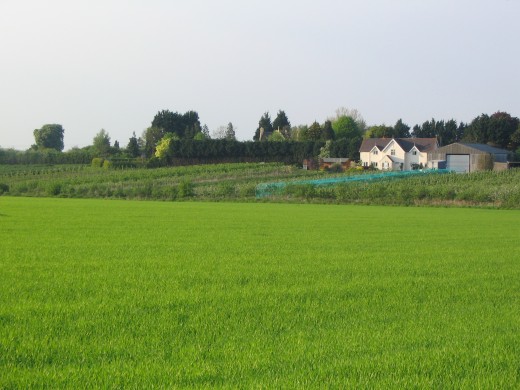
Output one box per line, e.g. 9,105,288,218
359,138,438,171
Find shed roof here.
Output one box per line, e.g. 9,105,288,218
321,158,350,163
459,143,510,154
433,143,511,155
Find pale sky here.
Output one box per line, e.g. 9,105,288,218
1,0,519,150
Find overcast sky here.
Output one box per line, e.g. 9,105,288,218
1,0,519,150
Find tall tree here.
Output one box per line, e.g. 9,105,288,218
365,125,394,138
307,121,322,141
201,124,211,139
126,132,140,157
92,129,111,157
464,114,490,144
225,122,236,140
412,119,436,138
253,112,273,141
113,140,120,154
456,122,467,143
151,110,201,139
142,126,164,157
332,116,361,140
33,124,65,151
412,118,465,146
393,119,411,138
321,120,335,141
464,111,520,148
443,119,459,145
333,107,366,134
290,125,308,141
272,110,291,132
488,111,520,148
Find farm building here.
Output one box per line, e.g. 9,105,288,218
359,138,438,171
427,143,512,173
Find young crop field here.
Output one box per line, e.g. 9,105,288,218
1,197,519,387
0,163,329,201
1,163,520,207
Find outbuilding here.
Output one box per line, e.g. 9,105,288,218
427,143,512,173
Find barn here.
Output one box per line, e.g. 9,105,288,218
427,143,512,173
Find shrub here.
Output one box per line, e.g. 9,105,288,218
146,157,165,168
103,160,113,170
0,183,9,195
91,158,104,168
327,163,344,173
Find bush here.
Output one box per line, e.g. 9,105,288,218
91,158,104,168
327,163,344,173
146,157,165,168
103,160,113,170
0,183,9,195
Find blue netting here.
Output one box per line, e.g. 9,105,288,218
256,169,453,198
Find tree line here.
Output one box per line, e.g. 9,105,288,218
1,109,519,165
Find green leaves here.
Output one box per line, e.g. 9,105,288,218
33,124,64,151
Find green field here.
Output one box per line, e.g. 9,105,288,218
1,197,520,388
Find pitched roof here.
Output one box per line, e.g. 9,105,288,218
359,138,393,152
360,138,437,153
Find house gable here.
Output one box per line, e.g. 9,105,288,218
382,139,405,155
370,146,381,155
409,145,421,156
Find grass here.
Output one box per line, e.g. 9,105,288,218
1,197,519,388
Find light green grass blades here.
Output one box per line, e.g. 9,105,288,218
1,198,519,387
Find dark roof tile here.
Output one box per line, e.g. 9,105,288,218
360,138,437,153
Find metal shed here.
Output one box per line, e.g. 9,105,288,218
428,143,512,173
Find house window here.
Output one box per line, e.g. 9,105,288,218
373,150,378,155
372,162,378,167
412,151,417,155
391,149,395,156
